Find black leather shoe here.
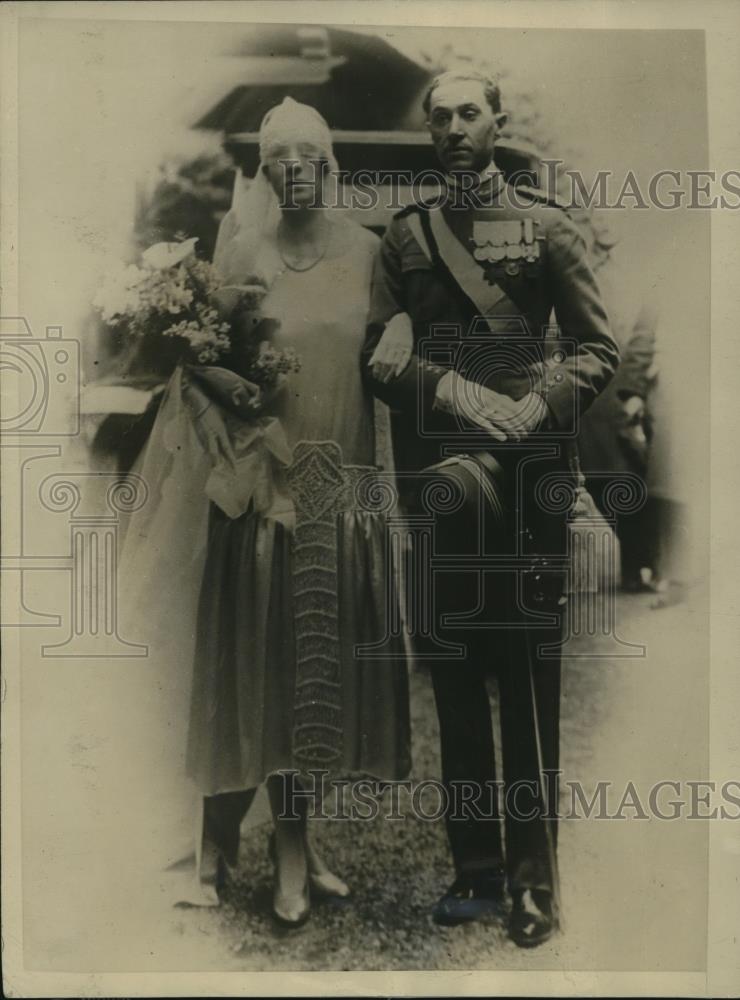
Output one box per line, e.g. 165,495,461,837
432,870,507,926
508,889,555,947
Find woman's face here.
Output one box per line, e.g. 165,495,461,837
262,141,328,209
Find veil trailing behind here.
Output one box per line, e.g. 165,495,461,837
110,366,299,904
107,370,214,903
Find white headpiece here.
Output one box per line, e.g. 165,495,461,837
213,98,339,289
259,96,334,163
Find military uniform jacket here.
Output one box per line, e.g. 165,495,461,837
361,176,619,483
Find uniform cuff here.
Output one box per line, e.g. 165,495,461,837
433,370,459,413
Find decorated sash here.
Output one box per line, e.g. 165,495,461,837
408,206,606,597
407,207,510,317
407,206,542,322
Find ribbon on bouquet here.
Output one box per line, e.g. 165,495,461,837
183,365,296,527
205,417,295,524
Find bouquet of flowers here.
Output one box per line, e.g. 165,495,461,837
92,236,300,399
88,237,301,501
93,237,230,376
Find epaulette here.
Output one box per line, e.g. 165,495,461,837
514,184,571,214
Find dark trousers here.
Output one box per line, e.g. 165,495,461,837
587,473,654,584
416,453,561,893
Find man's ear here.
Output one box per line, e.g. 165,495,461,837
494,111,508,132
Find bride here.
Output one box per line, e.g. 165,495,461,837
116,98,413,927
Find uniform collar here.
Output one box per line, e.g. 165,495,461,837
443,162,504,207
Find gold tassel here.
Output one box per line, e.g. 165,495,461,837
566,451,621,595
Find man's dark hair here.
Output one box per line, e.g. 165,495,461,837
422,69,502,116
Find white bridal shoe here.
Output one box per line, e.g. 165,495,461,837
269,830,350,928
305,836,351,899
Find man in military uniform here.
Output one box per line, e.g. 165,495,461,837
362,70,618,946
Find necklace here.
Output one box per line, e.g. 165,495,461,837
277,216,331,272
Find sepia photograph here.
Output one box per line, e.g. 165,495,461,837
1,1,739,996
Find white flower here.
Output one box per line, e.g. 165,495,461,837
141,238,198,270
92,262,148,321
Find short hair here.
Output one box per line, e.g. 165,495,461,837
423,69,502,117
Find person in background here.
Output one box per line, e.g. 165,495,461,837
578,285,657,590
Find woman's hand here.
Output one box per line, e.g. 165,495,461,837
368,313,414,383
186,365,262,418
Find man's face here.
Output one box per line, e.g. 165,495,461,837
427,79,503,174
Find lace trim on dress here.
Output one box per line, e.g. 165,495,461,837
286,440,397,766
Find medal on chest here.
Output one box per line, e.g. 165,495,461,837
470,218,543,283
